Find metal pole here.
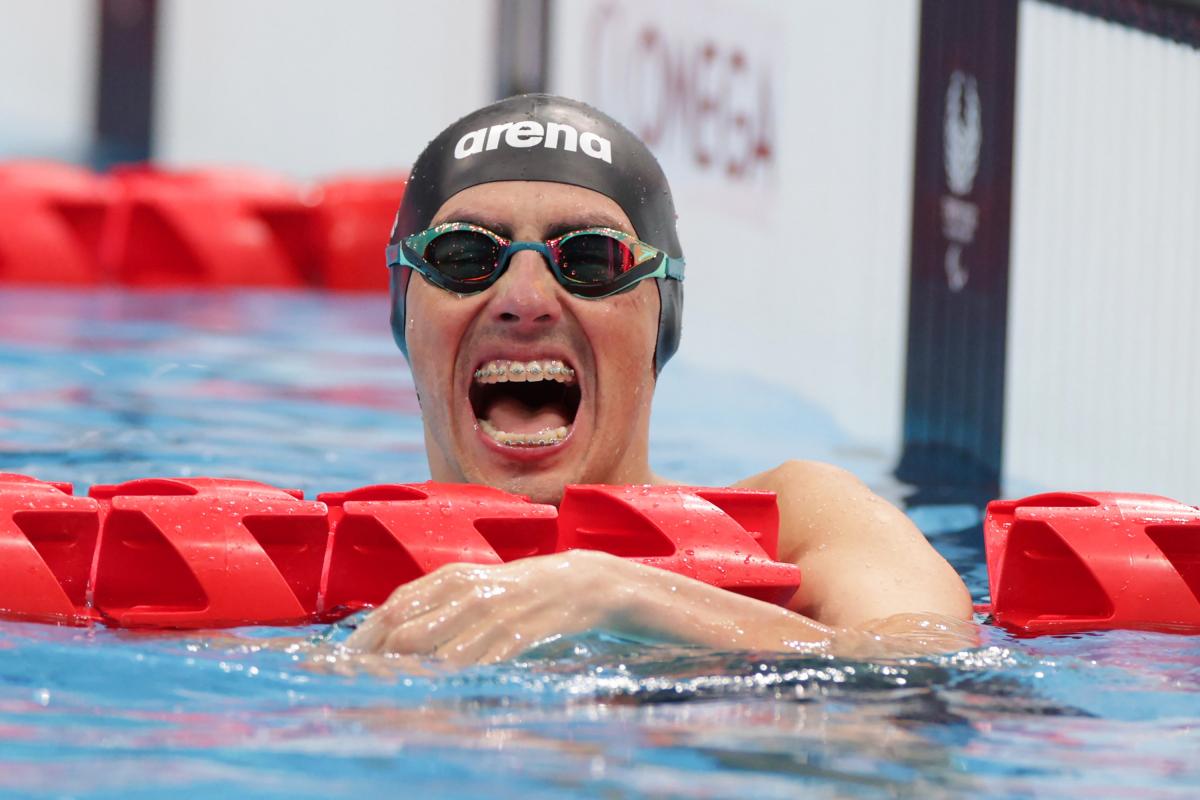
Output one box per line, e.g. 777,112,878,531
495,0,552,99
93,0,159,168
896,1,1020,505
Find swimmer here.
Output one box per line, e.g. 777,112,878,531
347,95,974,665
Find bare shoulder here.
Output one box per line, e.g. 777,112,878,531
735,460,972,626
734,459,866,497
734,460,889,558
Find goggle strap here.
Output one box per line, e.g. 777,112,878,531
666,257,686,280
384,243,403,267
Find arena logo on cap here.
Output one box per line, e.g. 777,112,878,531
454,120,613,164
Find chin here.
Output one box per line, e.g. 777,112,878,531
477,468,573,506
514,481,568,507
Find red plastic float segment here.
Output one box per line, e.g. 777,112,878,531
0,473,101,624
0,162,113,284
555,485,800,606
102,166,317,288
0,162,409,290
693,487,783,559
317,482,557,616
985,491,1200,634
309,175,407,292
0,476,798,629
87,478,329,628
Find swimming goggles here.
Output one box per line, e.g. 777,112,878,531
386,222,685,299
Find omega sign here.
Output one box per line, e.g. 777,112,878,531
942,70,982,293
585,0,776,184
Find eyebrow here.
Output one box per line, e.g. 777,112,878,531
430,211,514,238
431,210,633,240
543,215,632,239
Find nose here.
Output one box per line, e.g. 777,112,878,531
487,249,563,333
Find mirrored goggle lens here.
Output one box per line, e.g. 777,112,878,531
555,233,637,286
423,230,503,283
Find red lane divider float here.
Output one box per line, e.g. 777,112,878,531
309,175,410,291
102,167,317,288
985,492,1200,634
0,473,797,629
6,472,1198,634
0,160,406,291
0,162,114,285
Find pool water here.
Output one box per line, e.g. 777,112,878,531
0,288,1197,799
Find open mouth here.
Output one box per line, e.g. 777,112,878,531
469,359,582,447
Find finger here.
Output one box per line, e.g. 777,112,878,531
437,594,584,667
349,594,446,652
433,554,642,665
376,600,472,656
374,563,557,665
432,608,535,667
376,574,525,657
347,563,493,651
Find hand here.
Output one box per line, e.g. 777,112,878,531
344,550,837,667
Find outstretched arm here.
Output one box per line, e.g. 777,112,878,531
346,550,837,667
346,463,975,667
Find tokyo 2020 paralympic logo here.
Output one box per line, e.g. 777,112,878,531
941,69,981,293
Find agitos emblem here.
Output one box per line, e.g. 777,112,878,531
941,69,982,293
944,70,981,196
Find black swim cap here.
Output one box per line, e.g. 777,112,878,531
388,93,683,374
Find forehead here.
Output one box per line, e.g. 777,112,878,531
429,180,636,237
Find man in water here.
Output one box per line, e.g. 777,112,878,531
347,95,973,664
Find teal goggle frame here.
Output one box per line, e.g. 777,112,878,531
386,222,685,299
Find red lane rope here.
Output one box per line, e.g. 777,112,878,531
0,473,795,629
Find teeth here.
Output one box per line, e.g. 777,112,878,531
479,419,570,447
474,359,575,384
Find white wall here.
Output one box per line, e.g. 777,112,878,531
2,0,920,460
155,0,495,179
10,0,1197,501
0,0,96,160
1006,1,1200,501
551,0,920,453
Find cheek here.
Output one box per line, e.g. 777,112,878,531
584,283,660,378
620,284,661,365
405,280,473,393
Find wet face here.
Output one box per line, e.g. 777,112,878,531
404,181,661,504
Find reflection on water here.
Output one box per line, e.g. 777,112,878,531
0,288,1198,799
2,620,1196,799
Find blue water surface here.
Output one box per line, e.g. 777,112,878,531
0,288,1197,799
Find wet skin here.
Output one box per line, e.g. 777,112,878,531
402,181,662,505
348,181,976,666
